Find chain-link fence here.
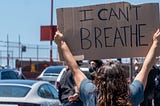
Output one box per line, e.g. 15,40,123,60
0,40,58,68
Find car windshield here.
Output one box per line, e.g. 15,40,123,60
0,85,30,97
44,66,64,74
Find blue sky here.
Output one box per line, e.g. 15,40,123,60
0,0,159,45
0,0,159,66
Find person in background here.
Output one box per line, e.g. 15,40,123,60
133,58,141,79
140,63,160,106
88,60,103,81
58,61,84,106
154,57,160,106
140,57,160,106
154,73,160,106
105,59,111,65
54,29,160,106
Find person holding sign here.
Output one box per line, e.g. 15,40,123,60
54,29,160,106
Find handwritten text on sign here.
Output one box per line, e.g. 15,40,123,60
57,2,159,60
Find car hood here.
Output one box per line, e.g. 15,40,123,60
0,97,61,105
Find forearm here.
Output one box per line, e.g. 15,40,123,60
135,41,159,89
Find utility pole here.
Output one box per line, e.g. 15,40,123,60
50,0,54,65
19,35,21,60
7,34,9,67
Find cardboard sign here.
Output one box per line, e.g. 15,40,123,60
56,2,160,60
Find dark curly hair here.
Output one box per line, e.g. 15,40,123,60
94,62,132,106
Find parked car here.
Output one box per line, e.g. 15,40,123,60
0,68,25,79
37,66,65,85
55,67,92,89
0,80,61,106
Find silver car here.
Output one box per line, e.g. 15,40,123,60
0,80,61,106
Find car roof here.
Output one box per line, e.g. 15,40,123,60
0,68,17,72
47,66,65,68
0,80,38,86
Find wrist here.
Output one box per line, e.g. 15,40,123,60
152,41,159,47
58,40,65,48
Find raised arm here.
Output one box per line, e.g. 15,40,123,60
54,31,87,88
134,29,160,89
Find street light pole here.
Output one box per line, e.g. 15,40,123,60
50,0,54,65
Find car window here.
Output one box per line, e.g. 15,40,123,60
38,84,55,99
44,66,64,74
0,85,30,97
48,85,58,99
56,68,66,82
1,71,19,79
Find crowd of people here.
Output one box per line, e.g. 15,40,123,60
54,29,160,106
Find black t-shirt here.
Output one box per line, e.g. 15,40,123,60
58,69,75,102
144,65,160,94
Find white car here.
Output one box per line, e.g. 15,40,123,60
55,67,92,89
37,66,65,85
0,80,61,106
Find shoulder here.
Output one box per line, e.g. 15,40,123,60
79,79,97,105
129,80,144,106
80,79,96,92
